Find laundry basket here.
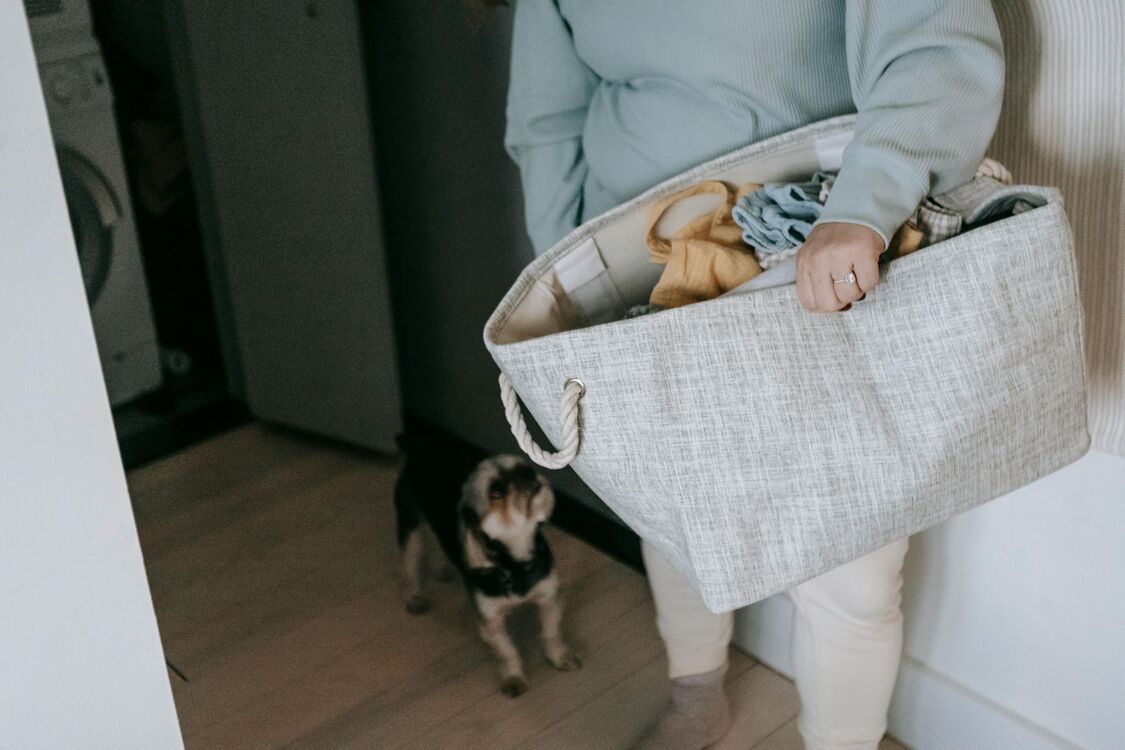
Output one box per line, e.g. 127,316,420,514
483,114,1090,613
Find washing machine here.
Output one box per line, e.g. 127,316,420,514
26,0,163,407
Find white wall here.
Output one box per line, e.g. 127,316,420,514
0,5,183,748
734,449,1125,749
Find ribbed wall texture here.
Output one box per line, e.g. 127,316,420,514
990,0,1125,456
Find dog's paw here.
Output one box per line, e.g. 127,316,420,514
499,676,528,697
547,650,582,671
404,594,431,615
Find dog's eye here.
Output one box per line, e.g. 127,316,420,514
488,484,505,500
529,482,542,496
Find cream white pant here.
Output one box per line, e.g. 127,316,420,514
641,537,910,750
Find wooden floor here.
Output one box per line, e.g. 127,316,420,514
129,424,907,750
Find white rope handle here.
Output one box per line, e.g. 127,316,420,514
499,372,584,470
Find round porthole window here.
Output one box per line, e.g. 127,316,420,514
57,147,119,307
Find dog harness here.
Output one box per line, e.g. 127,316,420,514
465,528,554,598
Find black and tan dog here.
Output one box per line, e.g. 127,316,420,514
393,440,581,696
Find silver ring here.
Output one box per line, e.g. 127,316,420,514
832,271,857,285
563,377,586,397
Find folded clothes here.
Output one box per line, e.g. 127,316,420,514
914,199,963,246
883,220,926,261
735,171,922,263
731,172,834,254
625,303,664,318
632,158,1035,318
911,163,1035,247
818,173,836,203
929,177,1039,226
975,157,1013,186
645,180,764,309
758,244,800,270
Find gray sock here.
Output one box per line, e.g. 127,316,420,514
633,661,732,750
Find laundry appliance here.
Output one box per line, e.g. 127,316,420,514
25,0,163,406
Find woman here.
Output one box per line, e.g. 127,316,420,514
500,2,1005,748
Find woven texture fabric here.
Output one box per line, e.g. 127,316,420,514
484,116,1090,612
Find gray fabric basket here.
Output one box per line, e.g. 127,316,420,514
483,114,1090,613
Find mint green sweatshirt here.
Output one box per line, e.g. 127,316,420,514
503,0,1005,256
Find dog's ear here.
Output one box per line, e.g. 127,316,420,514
460,502,481,528
530,472,555,523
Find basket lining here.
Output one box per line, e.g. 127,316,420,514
495,136,846,344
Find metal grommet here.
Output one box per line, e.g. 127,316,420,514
563,377,586,397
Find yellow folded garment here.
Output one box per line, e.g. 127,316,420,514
884,220,925,260
646,181,764,309
646,179,926,310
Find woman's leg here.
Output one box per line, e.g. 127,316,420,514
635,539,734,749
642,539,734,678
786,537,910,750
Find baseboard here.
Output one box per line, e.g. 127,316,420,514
889,659,1082,750
732,600,1082,750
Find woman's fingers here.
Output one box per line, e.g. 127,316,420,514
813,270,844,312
798,256,848,313
795,222,885,313
795,247,819,312
797,270,818,311
831,267,865,304
853,254,880,295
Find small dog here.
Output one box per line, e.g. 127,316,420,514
393,439,581,696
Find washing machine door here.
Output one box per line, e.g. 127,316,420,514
57,147,119,306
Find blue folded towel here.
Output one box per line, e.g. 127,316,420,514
732,172,834,253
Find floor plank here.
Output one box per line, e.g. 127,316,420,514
522,653,759,750
286,561,643,750
130,424,909,749
714,665,802,749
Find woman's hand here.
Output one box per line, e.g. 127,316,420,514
795,222,884,313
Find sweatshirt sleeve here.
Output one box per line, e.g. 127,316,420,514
814,0,1006,248
503,0,599,256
